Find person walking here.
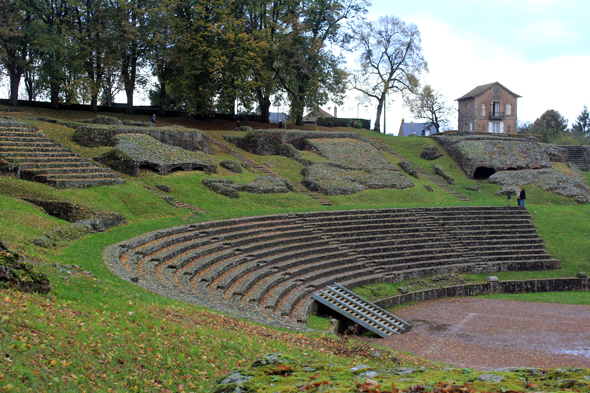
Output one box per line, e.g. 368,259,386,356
506,188,515,207
151,114,157,124
519,187,526,207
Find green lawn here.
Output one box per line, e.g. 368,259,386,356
1,109,590,392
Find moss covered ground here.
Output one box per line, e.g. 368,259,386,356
0,105,589,392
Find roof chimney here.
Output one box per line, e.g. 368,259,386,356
401,118,404,125
334,107,337,118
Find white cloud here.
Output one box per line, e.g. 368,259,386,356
338,14,590,133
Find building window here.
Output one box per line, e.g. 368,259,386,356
469,123,473,131
488,122,504,133
506,103,511,116
491,102,501,116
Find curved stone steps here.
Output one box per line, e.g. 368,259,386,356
200,236,332,287
185,236,333,289
165,222,544,314
106,207,560,329
221,249,356,301
236,253,360,307
258,253,472,314
125,217,302,261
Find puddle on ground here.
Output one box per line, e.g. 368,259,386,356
411,319,449,333
557,349,590,359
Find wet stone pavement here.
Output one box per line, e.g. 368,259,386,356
378,297,590,370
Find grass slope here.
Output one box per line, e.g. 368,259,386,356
1,106,589,392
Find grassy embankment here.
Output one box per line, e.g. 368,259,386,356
0,106,589,392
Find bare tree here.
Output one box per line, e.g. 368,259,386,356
350,15,427,132
404,84,454,133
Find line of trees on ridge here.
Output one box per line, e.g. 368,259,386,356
0,0,444,131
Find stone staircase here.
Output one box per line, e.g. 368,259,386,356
369,138,470,201
140,182,205,214
560,145,589,171
105,207,559,330
208,135,333,206
0,125,124,188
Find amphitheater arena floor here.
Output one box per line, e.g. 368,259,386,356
377,297,590,370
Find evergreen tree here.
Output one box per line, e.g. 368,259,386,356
572,105,590,137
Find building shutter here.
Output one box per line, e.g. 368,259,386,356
500,122,504,133
488,122,492,132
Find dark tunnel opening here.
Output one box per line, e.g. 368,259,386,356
473,167,496,179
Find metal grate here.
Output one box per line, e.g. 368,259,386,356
312,283,411,338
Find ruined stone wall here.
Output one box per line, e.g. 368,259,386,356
432,133,551,178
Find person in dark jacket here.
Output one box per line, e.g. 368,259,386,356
519,187,526,207
506,189,515,207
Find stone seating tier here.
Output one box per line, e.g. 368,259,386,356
0,127,124,188
107,207,560,329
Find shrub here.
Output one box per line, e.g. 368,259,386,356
122,120,155,127
220,160,243,174
91,115,123,125
234,126,253,131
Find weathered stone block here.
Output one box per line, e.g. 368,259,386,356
420,145,443,160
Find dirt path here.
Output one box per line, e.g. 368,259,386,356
378,297,590,370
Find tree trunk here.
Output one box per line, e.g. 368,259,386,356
122,56,136,115
259,99,271,123
25,73,35,101
125,85,134,114
50,87,60,110
291,83,306,126
292,87,306,126
91,94,98,112
256,88,271,123
158,81,166,117
373,96,384,132
9,73,21,107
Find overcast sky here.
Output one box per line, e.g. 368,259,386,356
337,0,590,134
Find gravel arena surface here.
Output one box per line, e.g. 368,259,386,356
378,298,590,370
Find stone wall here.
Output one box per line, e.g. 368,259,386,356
373,278,589,309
